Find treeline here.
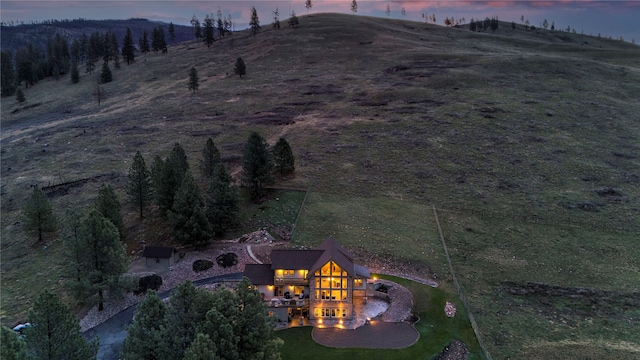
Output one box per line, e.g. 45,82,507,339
22,133,294,301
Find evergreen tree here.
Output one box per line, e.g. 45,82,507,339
109,31,120,68
16,88,25,103
85,57,96,75
470,19,477,32
306,0,313,13
249,6,261,37
126,151,153,219
401,7,406,16
15,46,37,88
1,50,17,96
23,290,99,360
272,138,295,176
139,30,150,55
151,143,190,215
224,14,233,35
206,163,240,236
161,281,216,359
61,207,85,289
1,325,28,360
288,11,299,28
71,61,80,83
272,8,281,30
152,27,167,53
233,57,246,78
197,290,240,360
351,0,358,14
76,210,130,311
191,15,202,41
167,171,212,248
203,15,215,47
121,290,168,360
94,184,124,240
201,137,221,179
22,185,57,242
122,27,135,65
168,22,176,41
184,334,220,360
188,67,199,94
216,8,226,38
100,61,112,83
241,132,274,202
386,4,391,16
234,278,282,360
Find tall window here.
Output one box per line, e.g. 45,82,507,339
314,261,347,301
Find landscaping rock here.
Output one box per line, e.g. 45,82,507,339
444,301,457,318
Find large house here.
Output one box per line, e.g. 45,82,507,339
244,237,370,323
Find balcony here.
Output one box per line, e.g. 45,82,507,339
268,297,309,308
274,277,309,285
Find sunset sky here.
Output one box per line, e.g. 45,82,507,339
1,1,638,42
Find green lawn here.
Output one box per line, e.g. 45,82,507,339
278,275,483,360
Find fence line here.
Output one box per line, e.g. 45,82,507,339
433,206,492,360
289,189,310,242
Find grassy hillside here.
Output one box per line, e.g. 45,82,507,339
2,13,639,359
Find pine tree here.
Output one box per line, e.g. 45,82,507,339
203,15,215,47
168,22,176,41
61,207,84,287
110,31,120,68
1,325,28,360
94,184,124,240
216,8,225,37
139,30,150,55
206,163,240,236
121,290,168,360
22,185,57,242
167,171,212,248
85,57,96,74
306,0,313,13
76,210,130,311
273,8,281,30
70,60,80,83
188,67,199,94
24,290,99,359
16,88,25,103
196,290,240,359
100,61,112,83
234,278,282,359
126,151,153,219
152,27,167,53
386,4,391,16
250,6,261,37
183,334,220,360
200,137,221,179
191,15,202,41
351,0,358,14
272,138,295,176
288,11,299,29
151,143,190,215
122,27,135,65
1,50,17,96
241,132,274,202
233,57,246,78
161,281,216,359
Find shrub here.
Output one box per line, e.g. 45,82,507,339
193,259,214,272
135,274,163,295
216,253,238,268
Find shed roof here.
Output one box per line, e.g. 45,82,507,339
142,246,174,258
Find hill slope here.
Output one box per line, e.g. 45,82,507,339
2,13,639,359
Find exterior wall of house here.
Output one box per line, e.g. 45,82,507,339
256,285,274,301
145,257,171,268
308,261,354,320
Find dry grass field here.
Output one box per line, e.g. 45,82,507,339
2,13,639,358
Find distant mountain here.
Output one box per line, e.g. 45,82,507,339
1,18,194,53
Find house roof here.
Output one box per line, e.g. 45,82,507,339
142,246,174,258
308,237,357,277
354,264,371,279
270,249,324,270
244,264,274,285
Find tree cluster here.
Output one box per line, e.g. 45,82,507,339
469,17,499,32
190,10,232,45
122,279,282,360
3,290,100,360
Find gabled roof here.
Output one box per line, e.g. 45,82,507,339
142,246,174,258
244,264,274,285
270,249,324,270
354,264,371,279
308,237,357,277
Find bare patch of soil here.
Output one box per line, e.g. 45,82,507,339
432,339,470,360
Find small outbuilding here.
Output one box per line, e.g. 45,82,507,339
143,246,177,268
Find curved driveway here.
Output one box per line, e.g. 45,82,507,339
83,272,244,360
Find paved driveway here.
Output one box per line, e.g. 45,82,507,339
83,273,244,360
